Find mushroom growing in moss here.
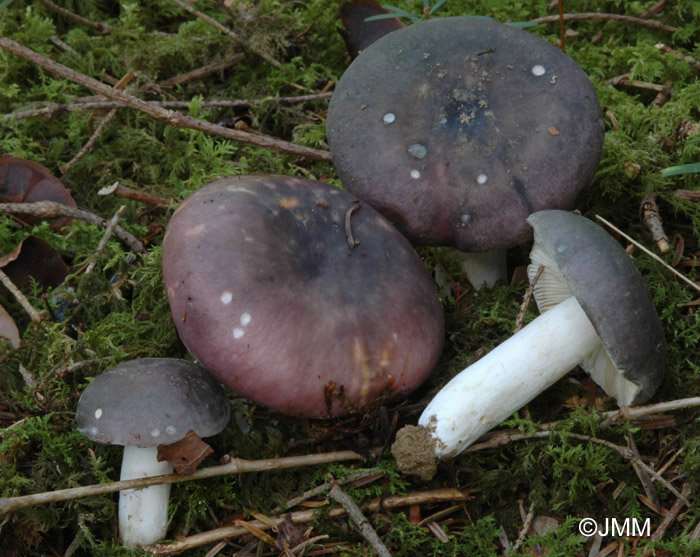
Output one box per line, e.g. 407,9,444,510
162,174,444,418
76,358,230,548
327,17,604,287
392,210,666,480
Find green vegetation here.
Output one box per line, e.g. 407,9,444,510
1,0,699,555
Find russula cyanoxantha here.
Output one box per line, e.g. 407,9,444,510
161,174,444,418
327,17,604,287
392,210,666,480
76,358,230,548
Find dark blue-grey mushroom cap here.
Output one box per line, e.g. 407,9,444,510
76,358,230,447
327,17,604,252
527,210,666,405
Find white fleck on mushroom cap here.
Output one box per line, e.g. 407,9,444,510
76,358,230,447
526,210,666,406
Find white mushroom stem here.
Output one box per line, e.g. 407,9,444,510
118,446,173,548
455,249,507,290
419,295,600,458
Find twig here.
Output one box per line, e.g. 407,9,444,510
673,190,700,202
0,449,377,515
85,205,126,274
147,488,468,555
655,43,700,72
605,74,673,95
0,201,145,254
641,194,670,253
511,500,535,553
159,53,245,87
167,0,285,72
627,431,661,513
1,93,333,122
514,265,543,332
650,483,690,541
270,469,381,514
0,38,332,162
98,182,174,207
0,268,46,324
344,203,361,249
600,396,700,426
60,108,118,176
37,0,112,34
328,480,392,557
531,12,678,33
595,215,700,294
466,430,689,506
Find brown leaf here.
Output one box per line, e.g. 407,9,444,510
0,303,20,348
0,156,77,231
0,236,69,291
274,515,306,551
156,429,213,475
340,0,405,59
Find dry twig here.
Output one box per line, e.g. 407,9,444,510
159,53,245,86
147,488,469,554
0,268,45,324
85,205,126,274
167,0,284,71
98,182,174,207
61,108,118,176
531,12,677,32
641,194,670,253
1,93,333,122
0,201,144,254
37,0,112,34
595,215,700,295
0,449,376,515
328,480,392,557
0,38,332,161
650,483,691,541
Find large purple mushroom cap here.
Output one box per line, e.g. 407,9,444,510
162,175,444,418
327,17,605,252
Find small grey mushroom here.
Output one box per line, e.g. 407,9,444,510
393,210,666,477
76,358,230,548
327,17,604,287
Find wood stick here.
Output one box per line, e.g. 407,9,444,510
0,38,332,162
531,12,677,33
0,450,374,515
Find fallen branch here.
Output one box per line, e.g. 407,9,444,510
531,12,677,33
0,201,145,254
147,487,469,555
167,0,285,72
37,0,112,34
84,205,126,274
0,449,375,515
0,38,332,162
0,268,46,324
328,480,392,557
1,93,333,122
98,182,174,207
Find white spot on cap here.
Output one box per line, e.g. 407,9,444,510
166,425,177,436
240,312,251,326
383,112,396,124
532,65,546,76
220,291,233,304
94,408,103,420
476,173,488,184
392,332,398,341
150,428,161,437
460,214,472,224
233,327,245,339
410,170,421,179
407,142,427,159
90,426,99,436
185,224,206,237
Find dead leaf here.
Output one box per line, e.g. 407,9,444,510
0,303,20,348
0,156,77,231
275,514,306,551
340,0,405,59
0,236,69,291
156,429,213,474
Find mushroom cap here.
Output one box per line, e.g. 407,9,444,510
527,210,666,405
327,17,604,252
76,358,230,447
161,175,444,418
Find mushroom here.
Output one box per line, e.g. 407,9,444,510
75,358,230,548
392,210,666,480
326,17,604,287
161,174,444,418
